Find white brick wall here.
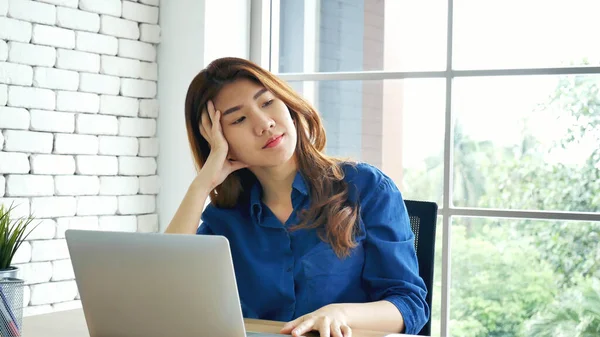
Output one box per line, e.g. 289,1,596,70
137,213,158,232
75,31,117,55
56,216,98,238
139,175,159,194
77,196,117,215
37,0,78,9
0,17,32,42
138,137,158,157
30,280,77,305
119,117,155,136
6,174,54,196
139,99,158,118
56,7,99,33
32,24,75,49
3,130,53,153
8,41,56,66
99,215,136,231
0,152,29,173
75,155,118,175
118,156,156,176
1,0,160,314
27,219,57,240
0,107,29,129
139,61,158,81
30,110,75,133
76,114,118,135
0,84,6,103
0,1,7,16
7,0,56,25
80,0,122,17
55,175,100,196
99,176,139,195
33,67,79,90
100,95,138,117
98,136,138,155
118,39,155,62
30,154,75,174
118,195,155,215
79,73,120,95
56,49,99,73
100,15,139,40
139,24,160,44
55,133,99,154
100,55,140,78
0,62,33,86
8,86,55,109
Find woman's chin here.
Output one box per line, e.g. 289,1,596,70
248,151,296,169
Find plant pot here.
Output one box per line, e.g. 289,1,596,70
0,266,19,280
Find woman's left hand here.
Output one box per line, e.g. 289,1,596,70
280,304,352,337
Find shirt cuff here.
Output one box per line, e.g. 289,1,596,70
384,295,421,335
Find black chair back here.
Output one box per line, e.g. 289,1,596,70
405,200,438,336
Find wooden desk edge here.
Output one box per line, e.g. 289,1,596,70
23,309,409,337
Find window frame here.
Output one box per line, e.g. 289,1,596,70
249,1,600,336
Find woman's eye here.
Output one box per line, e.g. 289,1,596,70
262,99,274,108
232,116,246,125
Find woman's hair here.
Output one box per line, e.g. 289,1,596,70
184,57,359,258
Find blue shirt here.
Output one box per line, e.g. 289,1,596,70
197,162,429,334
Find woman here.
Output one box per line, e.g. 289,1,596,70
166,57,428,337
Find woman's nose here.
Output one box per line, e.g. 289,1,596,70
253,112,275,136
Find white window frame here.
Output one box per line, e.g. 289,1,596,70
249,1,600,336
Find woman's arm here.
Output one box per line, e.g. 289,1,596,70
337,301,404,332
358,174,429,334
164,177,212,234
281,301,403,337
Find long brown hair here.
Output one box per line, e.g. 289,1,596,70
184,57,360,257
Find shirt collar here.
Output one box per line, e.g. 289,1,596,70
249,171,309,226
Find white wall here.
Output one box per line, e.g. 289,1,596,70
157,0,250,232
0,0,161,316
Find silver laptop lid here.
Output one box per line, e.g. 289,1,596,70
65,230,247,337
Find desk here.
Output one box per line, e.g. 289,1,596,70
22,308,409,337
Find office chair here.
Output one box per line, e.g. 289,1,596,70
405,199,438,336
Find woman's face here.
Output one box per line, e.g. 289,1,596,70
212,78,297,168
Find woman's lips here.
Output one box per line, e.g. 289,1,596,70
263,134,284,149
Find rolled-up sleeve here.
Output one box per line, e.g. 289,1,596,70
360,175,429,334
196,222,213,235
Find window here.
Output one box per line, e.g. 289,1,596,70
251,1,600,336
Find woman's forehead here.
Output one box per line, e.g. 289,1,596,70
213,79,267,107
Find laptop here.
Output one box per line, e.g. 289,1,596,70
65,229,288,337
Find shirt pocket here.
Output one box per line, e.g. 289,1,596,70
300,241,365,309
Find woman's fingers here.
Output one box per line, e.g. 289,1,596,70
340,324,352,337
318,319,331,337
200,109,211,135
212,109,222,134
199,124,208,142
292,318,315,337
331,321,343,337
207,100,216,123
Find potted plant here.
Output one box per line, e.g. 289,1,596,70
0,203,39,279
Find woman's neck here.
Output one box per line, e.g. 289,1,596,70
251,156,298,205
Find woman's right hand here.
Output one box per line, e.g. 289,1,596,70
196,100,249,191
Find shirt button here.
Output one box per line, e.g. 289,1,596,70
286,266,292,272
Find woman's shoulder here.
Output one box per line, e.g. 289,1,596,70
340,161,392,190
339,161,400,203
200,199,251,229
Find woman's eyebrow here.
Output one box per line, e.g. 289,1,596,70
222,88,269,116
